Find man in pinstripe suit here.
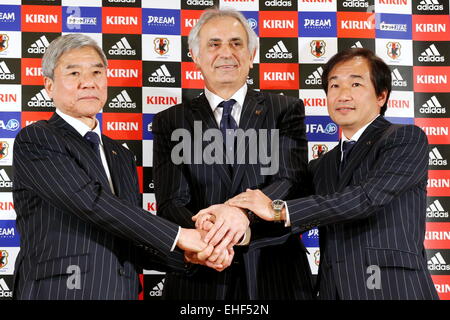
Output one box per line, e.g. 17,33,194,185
12,34,213,300
226,48,439,300
153,8,314,300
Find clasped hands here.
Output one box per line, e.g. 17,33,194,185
184,189,273,272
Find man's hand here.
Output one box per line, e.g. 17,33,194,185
227,189,275,221
193,204,249,259
185,246,234,272
176,228,208,252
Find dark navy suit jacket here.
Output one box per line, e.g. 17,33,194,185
153,90,314,300
288,116,438,300
12,113,186,300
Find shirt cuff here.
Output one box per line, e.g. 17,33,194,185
237,227,251,246
171,226,181,252
284,201,291,227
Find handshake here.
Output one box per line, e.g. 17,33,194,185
176,189,276,272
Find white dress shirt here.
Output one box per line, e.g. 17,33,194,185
204,84,247,127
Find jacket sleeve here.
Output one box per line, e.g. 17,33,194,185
13,124,181,258
286,125,429,234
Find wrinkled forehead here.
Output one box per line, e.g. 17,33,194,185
199,16,248,42
56,47,106,70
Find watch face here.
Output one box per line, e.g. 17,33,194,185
272,199,284,209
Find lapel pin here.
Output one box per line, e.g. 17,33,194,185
112,150,117,155
366,141,372,145
255,110,262,115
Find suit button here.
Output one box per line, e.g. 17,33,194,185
118,268,125,276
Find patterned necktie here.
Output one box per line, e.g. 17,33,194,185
340,140,356,174
218,99,237,171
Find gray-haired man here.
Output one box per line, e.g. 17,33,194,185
153,8,314,300
12,34,211,300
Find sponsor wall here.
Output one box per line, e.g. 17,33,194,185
0,0,449,300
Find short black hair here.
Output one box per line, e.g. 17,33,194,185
321,48,392,116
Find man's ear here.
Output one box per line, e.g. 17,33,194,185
377,90,388,108
249,49,256,69
190,50,200,69
44,77,54,99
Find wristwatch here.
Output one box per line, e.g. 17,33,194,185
271,199,285,222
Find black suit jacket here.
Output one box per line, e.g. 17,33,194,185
287,117,438,300
12,113,186,300
153,90,314,300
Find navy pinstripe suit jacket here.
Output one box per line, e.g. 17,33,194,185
12,113,186,300
153,90,314,300
288,116,439,300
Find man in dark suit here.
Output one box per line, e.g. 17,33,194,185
12,34,212,300
226,48,439,300
153,8,313,300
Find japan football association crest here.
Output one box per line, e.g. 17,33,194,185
154,38,169,56
0,141,9,161
0,34,9,53
312,144,328,159
310,40,326,58
387,41,401,60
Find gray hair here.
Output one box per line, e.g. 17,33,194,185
42,34,107,79
188,7,258,57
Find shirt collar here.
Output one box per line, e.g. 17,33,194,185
341,115,379,151
56,109,103,145
204,84,248,112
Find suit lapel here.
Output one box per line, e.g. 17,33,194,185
325,146,340,193
48,112,112,193
337,117,391,190
189,94,232,187
230,90,267,195
102,137,122,197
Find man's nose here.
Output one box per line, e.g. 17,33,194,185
79,73,95,88
337,87,352,101
218,44,233,57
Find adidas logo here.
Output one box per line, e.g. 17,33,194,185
343,0,369,8
417,0,443,11
109,90,136,109
0,169,12,188
0,278,11,298
149,278,164,297
428,252,450,271
28,35,50,54
427,199,449,218
429,147,447,166
305,66,323,85
391,68,407,87
0,61,15,80
351,41,364,48
148,65,175,84
28,88,54,108
420,95,446,115
265,41,292,59
418,44,444,63
108,37,136,56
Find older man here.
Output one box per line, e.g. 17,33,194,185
12,34,210,300
153,8,313,300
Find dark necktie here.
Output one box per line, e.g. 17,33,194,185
84,131,102,159
340,140,356,174
84,131,110,190
218,99,237,170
